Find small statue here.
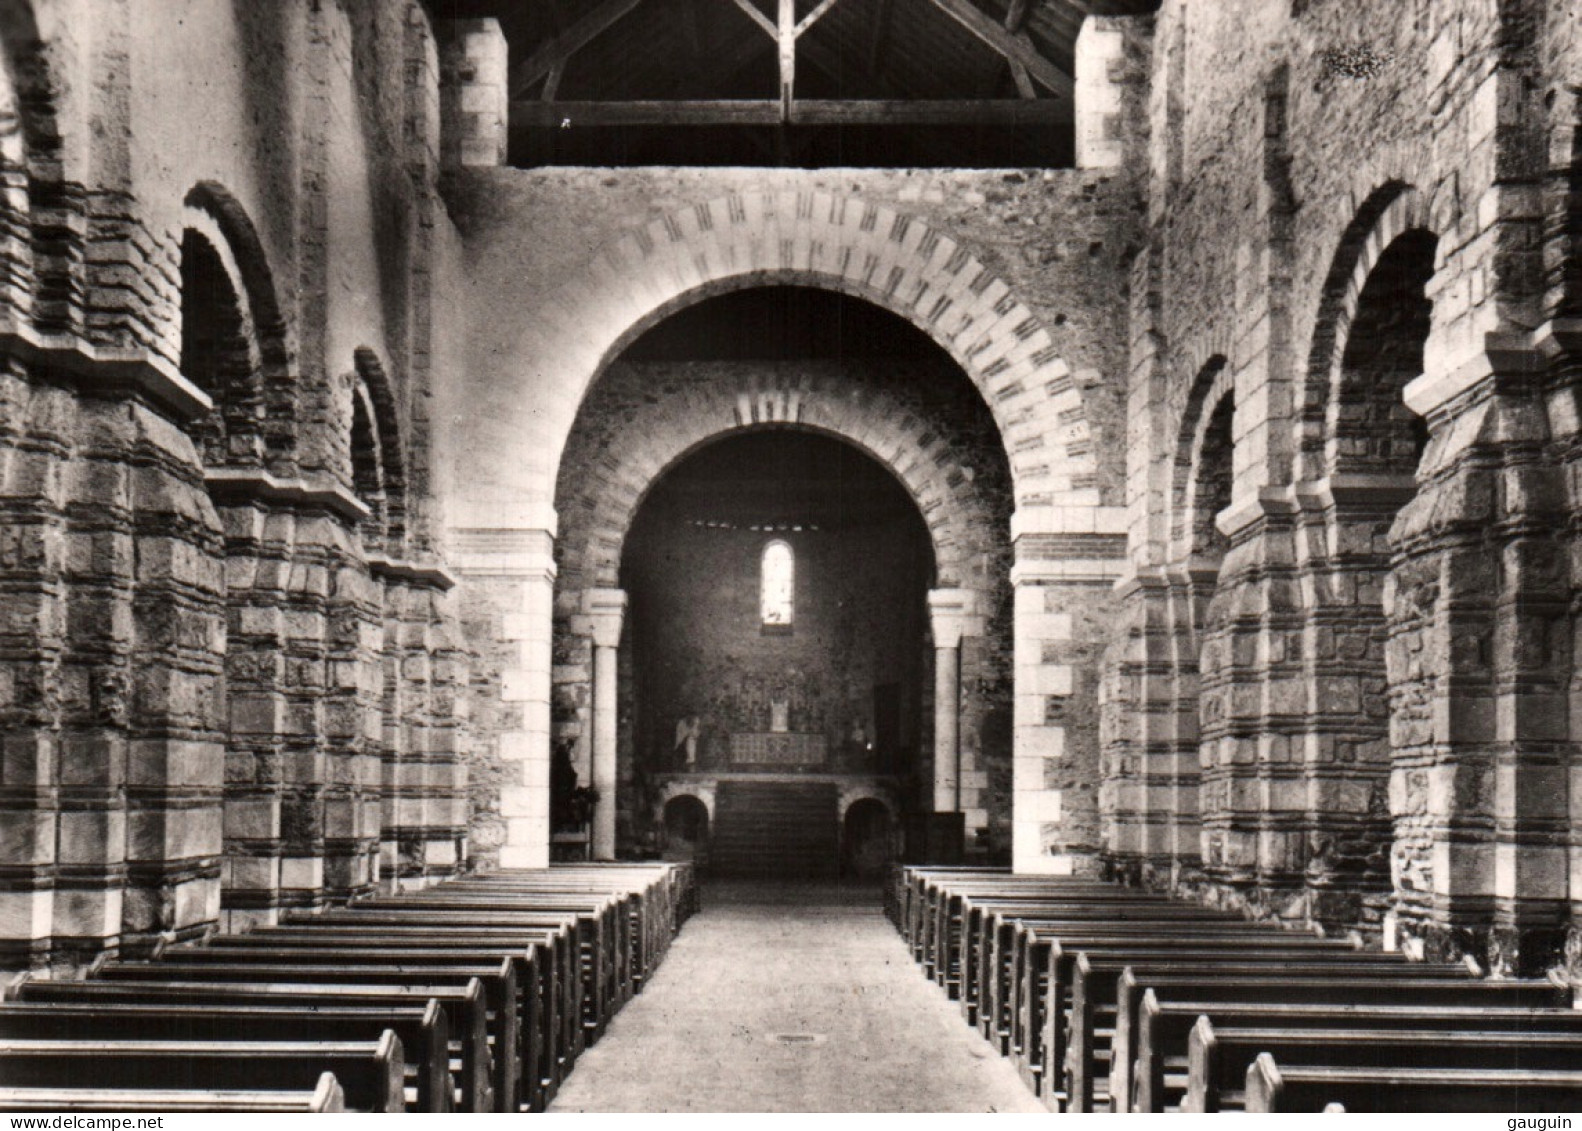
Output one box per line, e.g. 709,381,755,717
770,697,790,733
674,715,700,768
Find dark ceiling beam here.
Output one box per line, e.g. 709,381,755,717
511,0,646,99
923,0,1072,97
682,0,706,60
512,99,1071,128
793,98,1067,124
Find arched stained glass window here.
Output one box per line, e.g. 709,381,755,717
761,540,794,628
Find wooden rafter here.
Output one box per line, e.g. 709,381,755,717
778,0,796,112
513,99,1070,128
1004,0,1035,99
511,0,647,99
795,0,844,37
924,0,1071,97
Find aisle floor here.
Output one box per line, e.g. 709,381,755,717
547,880,1045,1112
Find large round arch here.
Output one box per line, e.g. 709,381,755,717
448,190,1099,533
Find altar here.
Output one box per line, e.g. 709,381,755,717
729,732,826,767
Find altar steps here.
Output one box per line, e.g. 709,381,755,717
710,780,839,878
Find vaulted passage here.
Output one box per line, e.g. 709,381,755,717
548,882,1042,1113
621,429,932,877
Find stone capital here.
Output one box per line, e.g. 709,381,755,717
450,524,558,581
582,587,628,648
928,588,987,649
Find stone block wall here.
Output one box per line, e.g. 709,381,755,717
1106,0,1582,971
0,0,468,967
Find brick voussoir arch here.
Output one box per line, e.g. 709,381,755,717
1171,354,1234,562
1297,181,1431,480
555,377,998,593
532,190,1095,512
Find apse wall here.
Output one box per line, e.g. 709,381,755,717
543,352,1018,862
624,469,929,774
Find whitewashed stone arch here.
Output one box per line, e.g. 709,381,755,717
656,782,715,825
459,189,1097,530
555,377,1004,595
463,191,1098,870
837,784,897,827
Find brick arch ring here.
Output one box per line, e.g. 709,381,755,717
1297,182,1432,481
554,379,1005,595
520,190,1095,513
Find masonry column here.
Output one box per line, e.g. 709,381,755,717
456,519,557,870
929,590,984,813
584,589,627,860
1012,508,1130,875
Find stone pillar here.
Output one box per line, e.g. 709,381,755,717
584,588,627,861
1101,568,1186,882
456,524,557,870
374,563,467,891
1389,341,1571,972
1073,18,1127,169
929,589,984,814
1012,508,1130,875
439,19,509,169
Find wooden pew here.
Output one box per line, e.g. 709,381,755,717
962,893,1231,1021
16,979,493,1114
1189,1016,1582,1113
1093,970,1569,1114
1011,920,1362,1092
302,901,615,1043
0,1073,346,1113
94,958,520,1113
929,881,1148,985
1244,1052,1582,1113
1026,938,1421,1106
296,906,598,1058
0,1033,405,1113
165,940,550,1111
222,925,570,1110
995,915,1356,1071
426,883,635,1007
361,889,628,996
458,867,686,988
1134,995,1582,1113
966,893,1229,1006
891,865,1005,943
1065,952,1476,1112
0,1000,449,1113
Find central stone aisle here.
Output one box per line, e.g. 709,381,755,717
548,880,1045,1112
